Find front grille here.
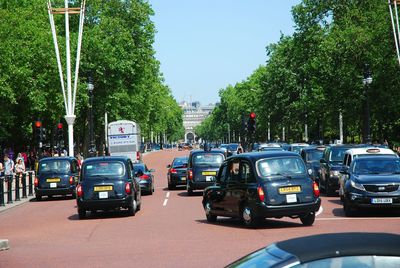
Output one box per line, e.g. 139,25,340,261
363,184,399,193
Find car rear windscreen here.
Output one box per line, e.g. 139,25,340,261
83,161,125,178
39,160,70,173
257,157,306,177
193,153,224,166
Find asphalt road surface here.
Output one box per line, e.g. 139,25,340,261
0,149,399,267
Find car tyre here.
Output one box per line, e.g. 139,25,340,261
36,194,42,201
168,183,175,190
343,200,355,217
78,209,86,219
204,200,217,223
325,182,335,197
187,184,193,196
300,212,315,226
241,205,260,228
128,198,137,216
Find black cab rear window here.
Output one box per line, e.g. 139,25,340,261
39,160,70,173
83,161,125,178
193,153,224,166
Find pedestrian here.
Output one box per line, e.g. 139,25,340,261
3,154,15,182
15,158,26,184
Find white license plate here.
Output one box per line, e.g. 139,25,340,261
50,183,57,188
181,177,186,181
286,194,297,203
99,192,108,199
371,198,393,204
205,176,213,182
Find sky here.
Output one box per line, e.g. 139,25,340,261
148,0,301,105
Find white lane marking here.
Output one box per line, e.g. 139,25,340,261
316,206,323,216
166,192,170,198
317,217,400,221
163,199,168,207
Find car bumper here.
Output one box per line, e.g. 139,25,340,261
345,192,400,209
77,196,133,210
139,181,152,192
327,176,340,189
188,180,215,190
254,198,321,218
169,175,187,185
35,186,76,196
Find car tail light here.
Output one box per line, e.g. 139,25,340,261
69,176,74,185
188,170,193,180
136,152,140,161
257,186,265,202
313,181,320,197
140,174,150,180
170,168,177,174
34,177,39,187
125,183,132,194
77,185,83,198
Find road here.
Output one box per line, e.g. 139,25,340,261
0,149,399,267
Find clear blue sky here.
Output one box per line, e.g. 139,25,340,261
148,0,301,105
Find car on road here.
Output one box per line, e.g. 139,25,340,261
167,156,189,190
258,143,285,152
289,143,309,154
133,163,155,195
300,145,326,185
338,147,398,200
220,143,240,156
226,232,400,267
186,148,226,195
76,156,141,219
202,151,321,227
319,144,356,196
341,156,400,216
34,156,79,201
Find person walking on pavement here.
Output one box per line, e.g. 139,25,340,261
15,158,25,177
3,154,15,182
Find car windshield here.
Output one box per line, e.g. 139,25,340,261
172,158,188,168
352,159,400,175
193,153,224,166
83,161,125,178
257,157,306,177
330,148,350,162
307,150,324,161
39,160,70,173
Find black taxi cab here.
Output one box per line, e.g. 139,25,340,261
34,156,79,201
186,148,226,195
76,156,141,219
203,151,321,227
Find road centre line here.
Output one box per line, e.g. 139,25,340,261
317,217,400,221
163,199,168,207
316,206,323,216
166,192,170,198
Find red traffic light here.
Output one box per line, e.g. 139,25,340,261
250,112,256,119
35,121,42,128
57,123,63,129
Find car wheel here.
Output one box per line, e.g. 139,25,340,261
241,205,260,228
204,200,217,223
71,192,77,199
168,183,175,190
78,209,86,219
128,198,137,216
36,194,42,201
325,182,335,197
343,200,355,217
187,184,193,196
300,212,315,226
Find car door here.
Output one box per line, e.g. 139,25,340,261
209,163,229,214
230,160,256,215
223,159,241,215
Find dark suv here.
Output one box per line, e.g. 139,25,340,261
203,151,321,227
319,145,355,196
35,157,79,201
76,156,141,219
186,149,226,195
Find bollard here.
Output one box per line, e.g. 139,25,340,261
22,173,27,198
0,177,4,207
28,172,33,196
6,176,13,204
15,174,21,201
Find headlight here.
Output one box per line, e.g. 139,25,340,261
350,180,365,191
330,170,340,177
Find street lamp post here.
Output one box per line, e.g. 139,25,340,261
362,64,373,144
88,75,96,157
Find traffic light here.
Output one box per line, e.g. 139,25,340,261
40,128,47,141
247,112,256,133
57,123,63,145
34,121,42,142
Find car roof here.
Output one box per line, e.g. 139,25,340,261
275,232,400,263
301,146,326,152
83,156,130,164
352,155,398,162
39,156,76,162
174,156,189,160
291,143,309,146
345,147,396,156
259,143,281,148
227,151,300,162
190,149,226,155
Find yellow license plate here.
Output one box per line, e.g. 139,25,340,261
46,178,61,183
279,186,301,194
94,186,113,191
202,171,216,176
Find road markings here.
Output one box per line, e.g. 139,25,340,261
163,191,170,207
317,217,400,221
163,199,168,206
316,206,323,216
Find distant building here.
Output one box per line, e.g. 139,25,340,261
180,101,215,143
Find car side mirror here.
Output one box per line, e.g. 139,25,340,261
340,168,349,175
308,169,313,176
320,158,326,164
166,164,171,168
149,169,155,172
